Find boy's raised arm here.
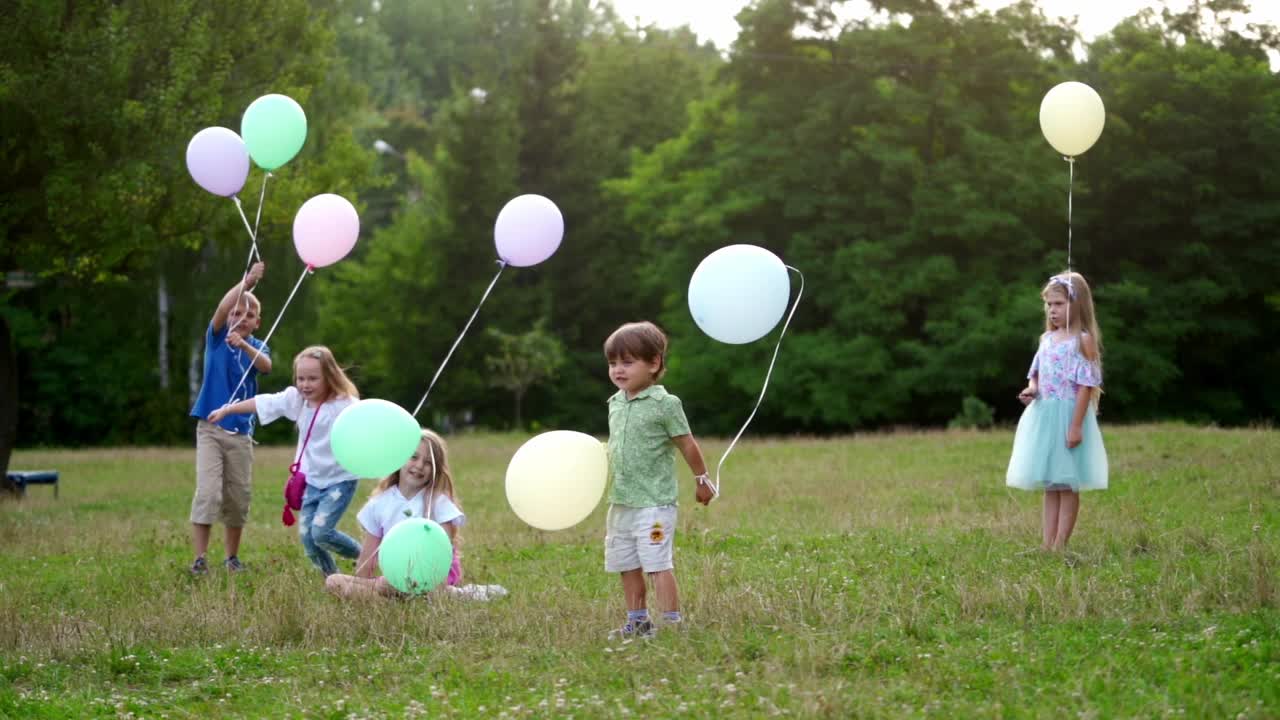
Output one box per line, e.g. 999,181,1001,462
211,262,265,332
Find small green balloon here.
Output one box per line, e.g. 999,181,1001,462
379,518,453,594
331,399,422,479
241,93,307,170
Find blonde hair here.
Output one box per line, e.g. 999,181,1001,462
234,292,261,315
1041,271,1103,409
372,428,461,518
604,321,668,381
292,345,359,401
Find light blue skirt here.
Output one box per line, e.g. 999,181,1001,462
1006,397,1108,492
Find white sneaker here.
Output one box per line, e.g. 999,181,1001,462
446,584,509,602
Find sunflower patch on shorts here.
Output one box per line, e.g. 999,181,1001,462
648,522,666,545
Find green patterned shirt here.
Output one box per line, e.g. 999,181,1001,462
606,385,691,508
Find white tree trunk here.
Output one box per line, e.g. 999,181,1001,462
188,334,203,407
157,272,170,390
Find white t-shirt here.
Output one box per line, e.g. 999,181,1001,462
255,386,358,490
356,485,465,538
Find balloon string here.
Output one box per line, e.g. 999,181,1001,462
226,216,263,365
232,196,263,264
708,265,804,500
225,264,313,407
253,172,272,247
1065,154,1074,332
227,174,274,397
413,260,508,417
1066,155,1074,272
353,553,377,577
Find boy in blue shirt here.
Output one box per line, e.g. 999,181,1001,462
188,262,272,574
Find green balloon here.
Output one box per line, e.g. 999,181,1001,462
241,94,307,170
379,518,453,594
331,399,422,479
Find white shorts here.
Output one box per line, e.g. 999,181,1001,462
604,505,676,573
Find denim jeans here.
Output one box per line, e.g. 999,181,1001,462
298,480,361,575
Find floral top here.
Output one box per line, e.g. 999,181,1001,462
1027,332,1101,400
606,385,691,508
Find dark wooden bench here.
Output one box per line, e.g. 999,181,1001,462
6,471,59,498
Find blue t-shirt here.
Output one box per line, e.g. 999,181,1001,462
189,322,269,434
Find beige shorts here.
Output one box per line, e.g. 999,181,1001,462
190,420,254,527
605,505,676,573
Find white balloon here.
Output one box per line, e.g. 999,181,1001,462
505,431,607,531
688,245,791,344
1039,81,1106,157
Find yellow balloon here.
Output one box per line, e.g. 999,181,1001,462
505,430,607,531
1039,81,1106,157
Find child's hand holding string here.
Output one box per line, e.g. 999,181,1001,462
694,474,716,505
1018,385,1038,406
246,261,265,289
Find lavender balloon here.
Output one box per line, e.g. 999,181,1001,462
293,194,359,268
186,127,250,197
494,194,564,267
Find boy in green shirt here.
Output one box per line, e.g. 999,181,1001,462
603,321,713,639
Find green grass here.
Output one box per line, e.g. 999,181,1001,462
1,424,1278,718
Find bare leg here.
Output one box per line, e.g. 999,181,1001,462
325,574,391,599
621,569,647,611
1041,491,1061,551
192,523,211,559
1054,491,1080,550
225,526,243,558
651,570,680,614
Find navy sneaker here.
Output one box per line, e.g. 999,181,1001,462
190,557,209,575
608,619,655,641
223,555,245,572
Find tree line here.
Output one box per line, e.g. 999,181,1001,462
2,0,1277,470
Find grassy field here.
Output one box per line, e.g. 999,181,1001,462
1,424,1277,719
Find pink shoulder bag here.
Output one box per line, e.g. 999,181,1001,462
281,405,321,527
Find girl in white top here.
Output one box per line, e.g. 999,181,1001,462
325,429,466,598
210,345,362,575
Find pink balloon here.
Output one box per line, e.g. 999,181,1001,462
293,194,359,267
186,127,249,197
494,194,564,267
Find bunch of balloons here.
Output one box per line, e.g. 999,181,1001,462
185,93,308,198
189,93,362,412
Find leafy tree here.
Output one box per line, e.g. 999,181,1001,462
1082,5,1280,421
485,323,567,428
610,0,1073,430
313,1,718,431
6,0,1280,449
0,0,375,462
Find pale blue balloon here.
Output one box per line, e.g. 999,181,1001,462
688,245,790,344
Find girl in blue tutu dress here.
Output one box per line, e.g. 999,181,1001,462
1006,271,1108,551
